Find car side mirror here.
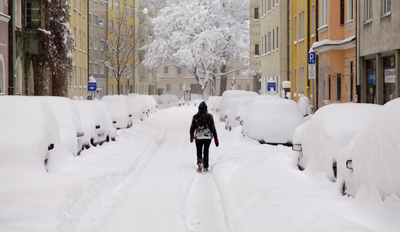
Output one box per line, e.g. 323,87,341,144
346,160,353,170
292,144,302,152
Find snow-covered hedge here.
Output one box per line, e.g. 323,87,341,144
301,103,381,181
337,99,400,198
242,96,304,145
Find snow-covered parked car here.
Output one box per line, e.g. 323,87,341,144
101,95,132,129
206,96,222,115
225,95,255,130
151,95,161,104
0,96,62,172
299,103,381,181
220,90,258,122
292,121,308,170
42,97,84,156
242,96,304,146
127,95,146,121
98,101,117,141
337,99,400,197
73,100,110,149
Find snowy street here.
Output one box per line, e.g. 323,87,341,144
1,106,400,232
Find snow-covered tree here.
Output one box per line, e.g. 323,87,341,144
93,18,140,95
143,0,249,97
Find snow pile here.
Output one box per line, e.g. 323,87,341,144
242,96,304,145
297,96,313,117
219,90,258,121
302,103,381,181
0,96,62,172
101,95,132,129
337,99,400,198
41,97,83,156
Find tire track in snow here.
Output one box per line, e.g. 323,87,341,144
185,171,230,232
55,113,172,232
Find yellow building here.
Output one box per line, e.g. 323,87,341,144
107,0,135,95
135,1,157,95
68,0,88,99
290,0,317,108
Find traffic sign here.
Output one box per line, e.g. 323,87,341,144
308,52,316,65
88,82,97,91
308,64,316,80
267,82,276,91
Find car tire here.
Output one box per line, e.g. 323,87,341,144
91,138,96,147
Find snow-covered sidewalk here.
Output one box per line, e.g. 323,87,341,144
1,106,399,232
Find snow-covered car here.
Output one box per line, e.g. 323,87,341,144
101,95,132,129
151,95,161,104
292,121,307,170
242,96,304,146
219,90,258,122
73,100,110,149
98,101,117,141
337,99,400,197
206,96,221,114
127,95,146,121
41,97,84,156
299,103,381,181
0,96,62,172
225,95,255,130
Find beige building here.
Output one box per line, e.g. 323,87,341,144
157,60,254,99
259,0,289,97
250,0,262,93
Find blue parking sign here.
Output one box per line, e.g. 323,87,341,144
88,82,97,91
308,52,316,64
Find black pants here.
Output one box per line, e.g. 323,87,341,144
195,139,212,169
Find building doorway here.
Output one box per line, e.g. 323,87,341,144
366,59,376,104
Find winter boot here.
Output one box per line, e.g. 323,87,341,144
197,163,204,173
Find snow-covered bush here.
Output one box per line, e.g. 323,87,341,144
101,95,132,129
220,90,258,122
337,99,400,198
0,96,62,172
242,96,304,145
41,97,84,156
302,103,381,181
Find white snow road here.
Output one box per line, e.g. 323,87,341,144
1,106,400,232
76,107,230,232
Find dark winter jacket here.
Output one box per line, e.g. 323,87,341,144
190,102,218,140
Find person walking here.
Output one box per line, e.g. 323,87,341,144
190,101,219,173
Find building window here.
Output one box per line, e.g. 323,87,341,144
327,75,331,100
123,3,127,20
382,0,391,15
130,5,134,17
268,32,271,52
246,85,250,91
109,0,113,10
294,68,297,94
340,0,345,25
298,12,302,40
110,84,114,95
100,16,105,27
238,85,242,90
166,84,171,92
336,73,342,101
94,63,98,74
164,66,168,75
109,20,113,32
100,63,104,74
88,62,91,74
177,67,181,74
349,61,354,102
236,70,240,76
255,8,259,19
261,37,263,54
83,33,86,52
312,4,316,36
272,29,275,50
255,44,259,56
294,15,297,42
276,27,278,48
89,12,91,24
302,10,305,39
0,0,3,13
268,0,271,11
365,0,372,21
321,0,328,27
78,31,81,49
15,0,22,28
348,0,354,21
264,35,267,54
116,1,120,19
93,39,97,50
123,24,127,34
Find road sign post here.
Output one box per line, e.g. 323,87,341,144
308,52,316,80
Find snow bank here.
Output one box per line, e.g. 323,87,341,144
337,99,400,198
242,96,304,145
302,103,381,181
